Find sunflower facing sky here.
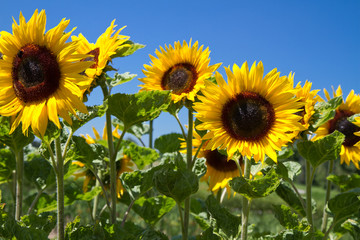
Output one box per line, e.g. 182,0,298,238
313,86,360,169
139,40,221,103
0,10,93,136
71,20,129,90
194,61,305,163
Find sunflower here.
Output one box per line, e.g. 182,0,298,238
81,124,121,144
287,73,320,138
71,20,129,88
103,155,134,198
194,61,305,163
72,161,96,193
313,86,360,169
180,130,240,197
0,10,92,136
139,40,221,103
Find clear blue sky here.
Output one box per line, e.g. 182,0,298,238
1,0,359,144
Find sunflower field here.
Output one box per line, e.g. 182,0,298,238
0,9,359,240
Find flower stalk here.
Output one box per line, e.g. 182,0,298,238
321,159,335,232
241,156,251,240
55,137,65,240
305,160,314,232
15,149,24,221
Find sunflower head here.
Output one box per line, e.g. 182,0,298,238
72,20,129,91
286,74,320,138
72,161,95,193
314,86,360,169
81,124,121,144
139,40,221,103
0,10,93,136
194,61,305,163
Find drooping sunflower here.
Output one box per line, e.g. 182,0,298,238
287,73,320,138
0,10,92,136
71,20,129,88
313,86,360,169
180,130,241,197
103,155,134,198
139,40,221,103
194,61,305,163
72,161,96,193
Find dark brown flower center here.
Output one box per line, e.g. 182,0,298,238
161,63,198,94
12,44,61,103
83,48,100,69
204,149,241,172
328,110,360,147
221,92,275,141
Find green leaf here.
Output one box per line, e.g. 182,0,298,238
120,167,160,200
153,163,198,203
205,195,241,239
24,154,55,189
122,141,159,169
328,189,360,223
164,100,184,116
113,119,150,140
229,168,281,199
341,219,360,240
20,212,57,236
192,157,207,178
132,195,176,225
348,113,360,123
108,91,171,130
273,204,309,231
310,96,343,131
67,136,108,165
297,131,345,168
36,183,102,213
0,148,15,184
106,72,136,89
113,40,145,58
275,161,302,182
275,182,306,217
327,174,360,192
138,228,169,240
190,198,211,230
103,222,144,240
154,133,183,154
66,104,107,132
0,116,34,153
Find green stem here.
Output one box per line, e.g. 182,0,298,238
321,159,334,233
241,156,251,240
15,149,24,221
101,82,117,224
183,108,193,240
55,137,65,240
92,169,101,221
27,187,45,215
177,203,186,238
305,160,314,232
289,181,306,212
149,120,153,149
106,110,117,224
174,113,187,141
121,199,135,227
62,128,73,159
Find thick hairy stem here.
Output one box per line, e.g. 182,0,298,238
305,161,314,232
183,109,193,240
241,156,251,240
55,138,65,240
15,149,24,221
149,120,153,149
321,159,334,232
